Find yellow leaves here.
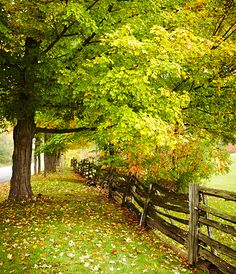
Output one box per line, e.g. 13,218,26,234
184,0,206,11
0,172,205,272
7,253,13,260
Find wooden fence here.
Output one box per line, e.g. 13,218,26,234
72,160,236,274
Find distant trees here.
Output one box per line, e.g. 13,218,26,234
0,132,13,166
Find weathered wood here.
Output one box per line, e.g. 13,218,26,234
188,184,199,266
73,162,236,273
199,233,236,260
199,204,236,223
154,189,181,225
154,184,188,201
151,229,188,259
152,199,189,214
147,216,187,245
200,187,236,202
132,192,145,209
126,201,141,219
147,209,188,240
134,184,146,198
152,191,189,208
202,193,217,255
112,191,123,204
199,216,236,237
139,184,153,227
131,185,136,204
108,168,114,198
149,206,189,225
112,186,126,193
199,247,236,274
121,180,130,206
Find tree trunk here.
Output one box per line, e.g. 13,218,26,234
44,133,57,175
38,152,41,174
34,134,42,174
34,143,37,175
9,115,35,200
44,153,57,174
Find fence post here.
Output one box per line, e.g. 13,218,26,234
122,175,131,206
188,183,199,266
108,168,114,198
131,174,138,204
202,193,217,255
139,183,153,227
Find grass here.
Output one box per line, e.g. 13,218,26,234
140,154,236,269
203,153,236,259
206,153,236,192
164,153,236,267
0,171,201,274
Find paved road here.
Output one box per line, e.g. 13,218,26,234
0,163,40,184
0,166,12,183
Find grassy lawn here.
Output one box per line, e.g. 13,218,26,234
206,153,236,191
203,153,236,260
0,171,201,274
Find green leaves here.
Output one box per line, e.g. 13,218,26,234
0,0,235,194
40,134,68,155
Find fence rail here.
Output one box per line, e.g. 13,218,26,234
72,159,236,274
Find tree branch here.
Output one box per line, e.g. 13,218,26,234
35,126,97,134
42,21,75,54
86,0,100,11
213,0,234,36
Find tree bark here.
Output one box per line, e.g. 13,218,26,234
44,133,57,175
34,143,37,175
38,152,41,174
9,115,35,200
44,153,57,174
34,134,42,174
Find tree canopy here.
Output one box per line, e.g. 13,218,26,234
0,0,235,198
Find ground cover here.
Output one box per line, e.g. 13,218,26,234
206,153,236,192
0,171,201,274
204,153,236,258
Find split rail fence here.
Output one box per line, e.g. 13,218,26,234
72,159,236,274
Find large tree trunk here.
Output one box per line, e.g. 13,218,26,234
9,115,35,200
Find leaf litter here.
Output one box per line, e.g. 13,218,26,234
0,172,204,273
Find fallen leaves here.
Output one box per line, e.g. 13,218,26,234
0,172,197,273
7,254,13,260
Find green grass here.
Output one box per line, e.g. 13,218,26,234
206,153,236,192
0,171,200,274
202,154,236,260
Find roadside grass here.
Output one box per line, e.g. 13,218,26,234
203,154,236,259
0,171,200,274
206,153,236,192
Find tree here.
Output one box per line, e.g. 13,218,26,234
0,0,157,199
84,0,235,189
42,133,68,174
0,0,235,199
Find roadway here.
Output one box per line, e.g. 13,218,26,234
0,165,12,183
